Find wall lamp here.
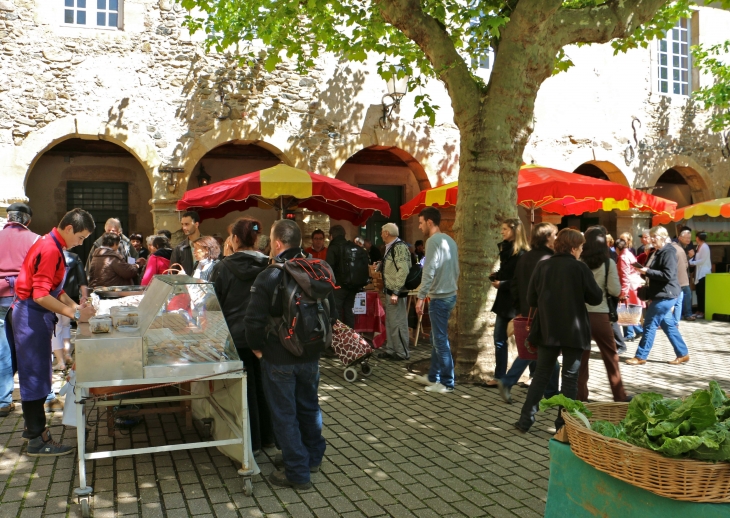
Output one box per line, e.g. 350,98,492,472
379,66,410,129
196,164,212,187
159,166,185,193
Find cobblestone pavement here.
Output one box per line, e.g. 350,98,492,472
1,319,728,517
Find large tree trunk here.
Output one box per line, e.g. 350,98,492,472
452,2,563,381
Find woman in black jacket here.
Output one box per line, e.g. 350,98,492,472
210,217,273,451
515,229,603,433
626,226,690,366
487,218,530,387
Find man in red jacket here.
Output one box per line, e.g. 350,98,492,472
6,208,95,456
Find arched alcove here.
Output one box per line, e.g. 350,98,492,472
26,138,154,260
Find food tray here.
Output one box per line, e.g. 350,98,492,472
94,286,147,299
562,402,730,502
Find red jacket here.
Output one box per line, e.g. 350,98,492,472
14,228,67,300
617,249,645,307
0,222,40,299
141,253,171,285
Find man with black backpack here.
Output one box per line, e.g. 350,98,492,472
377,223,414,361
245,219,337,490
325,225,369,328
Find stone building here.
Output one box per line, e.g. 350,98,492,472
1,0,729,257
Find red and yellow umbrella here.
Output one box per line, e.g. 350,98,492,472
177,164,391,225
652,197,730,226
400,164,677,220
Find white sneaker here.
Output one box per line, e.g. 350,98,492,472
411,374,432,385
425,383,453,393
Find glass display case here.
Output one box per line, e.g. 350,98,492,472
75,276,242,383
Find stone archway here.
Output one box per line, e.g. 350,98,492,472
574,161,630,187
644,156,714,206
335,146,433,247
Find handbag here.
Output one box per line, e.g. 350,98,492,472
513,308,538,360
637,285,650,301
617,303,643,326
604,259,619,322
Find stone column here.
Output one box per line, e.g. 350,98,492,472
150,198,181,234
615,209,653,241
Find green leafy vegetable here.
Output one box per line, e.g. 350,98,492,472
539,395,592,417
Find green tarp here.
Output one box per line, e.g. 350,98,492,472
546,439,730,517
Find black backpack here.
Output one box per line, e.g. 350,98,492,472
386,241,422,291
337,241,370,289
268,258,337,357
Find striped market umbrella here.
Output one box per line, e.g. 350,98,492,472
177,164,391,225
652,197,730,226
400,164,677,221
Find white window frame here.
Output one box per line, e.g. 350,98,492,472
62,0,123,30
656,18,691,97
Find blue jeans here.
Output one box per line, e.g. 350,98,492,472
500,357,560,397
427,295,457,389
623,324,643,340
634,296,689,360
681,285,692,318
261,359,326,485
0,303,14,407
493,316,510,379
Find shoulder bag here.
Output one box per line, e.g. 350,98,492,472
604,259,619,322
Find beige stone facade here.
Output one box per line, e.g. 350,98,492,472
1,0,729,249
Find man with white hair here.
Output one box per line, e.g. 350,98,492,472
84,218,138,276
377,222,412,361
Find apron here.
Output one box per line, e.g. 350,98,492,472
7,233,68,401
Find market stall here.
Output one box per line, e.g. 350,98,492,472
71,276,257,517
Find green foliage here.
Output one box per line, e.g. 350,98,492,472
176,0,712,124
692,41,730,132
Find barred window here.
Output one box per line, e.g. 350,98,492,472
657,18,690,96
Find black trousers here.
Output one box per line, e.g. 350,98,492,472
22,398,47,439
696,278,706,313
238,348,274,451
334,288,357,329
518,346,583,431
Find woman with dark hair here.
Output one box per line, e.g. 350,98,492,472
210,217,274,452
615,237,644,341
88,232,141,288
192,236,220,281
141,236,172,286
515,229,603,433
487,218,530,387
496,222,560,404
578,227,629,402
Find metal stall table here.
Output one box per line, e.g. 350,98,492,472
72,276,258,517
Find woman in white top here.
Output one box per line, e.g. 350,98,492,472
688,231,711,318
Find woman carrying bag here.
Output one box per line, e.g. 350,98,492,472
577,227,629,402
487,218,529,387
515,229,603,433
615,238,645,341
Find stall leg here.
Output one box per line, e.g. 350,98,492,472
74,395,93,517
182,382,193,430
237,376,254,496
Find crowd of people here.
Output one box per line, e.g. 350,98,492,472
482,220,704,434
0,199,714,490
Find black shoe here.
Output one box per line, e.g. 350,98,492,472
27,428,75,457
269,469,312,490
273,453,320,473
513,422,529,434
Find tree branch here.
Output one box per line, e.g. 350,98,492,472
375,0,480,124
552,0,671,46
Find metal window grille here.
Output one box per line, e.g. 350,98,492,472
657,18,691,96
67,182,128,213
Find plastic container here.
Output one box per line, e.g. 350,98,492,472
110,306,140,328
88,316,112,334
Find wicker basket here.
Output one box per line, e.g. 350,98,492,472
562,402,730,502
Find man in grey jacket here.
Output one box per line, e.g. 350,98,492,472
377,223,411,361
413,207,459,393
